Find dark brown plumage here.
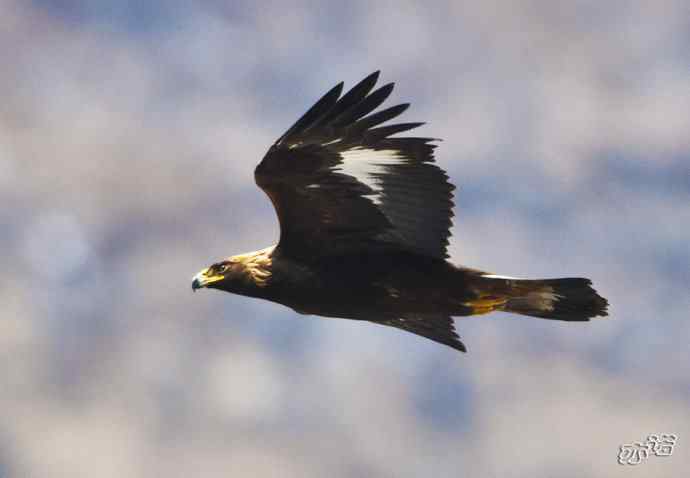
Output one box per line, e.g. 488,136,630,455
192,71,608,353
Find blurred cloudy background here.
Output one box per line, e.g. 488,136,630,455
1,0,689,476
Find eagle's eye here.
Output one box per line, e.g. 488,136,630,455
217,263,229,274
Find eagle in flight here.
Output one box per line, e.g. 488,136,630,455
192,71,608,352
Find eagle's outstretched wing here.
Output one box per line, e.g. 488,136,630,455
255,71,455,261
379,314,467,353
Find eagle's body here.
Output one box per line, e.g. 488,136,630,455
231,248,477,317
192,72,608,352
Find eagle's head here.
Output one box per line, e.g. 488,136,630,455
191,259,243,292
192,247,274,294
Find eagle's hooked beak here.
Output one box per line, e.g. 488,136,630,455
191,274,202,291
191,268,224,292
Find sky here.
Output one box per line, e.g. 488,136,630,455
1,1,689,476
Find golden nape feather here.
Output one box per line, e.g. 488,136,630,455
230,246,275,288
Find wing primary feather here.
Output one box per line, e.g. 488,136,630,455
277,81,344,145
313,71,380,129
332,83,395,128
365,122,425,141
354,103,410,132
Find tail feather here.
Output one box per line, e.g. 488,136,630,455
506,278,608,320
470,276,609,321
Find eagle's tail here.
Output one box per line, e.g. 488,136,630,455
466,275,609,321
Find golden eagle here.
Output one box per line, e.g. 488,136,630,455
192,71,608,352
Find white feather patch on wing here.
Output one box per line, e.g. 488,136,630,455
337,148,406,206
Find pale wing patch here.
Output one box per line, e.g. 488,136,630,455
337,148,406,206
